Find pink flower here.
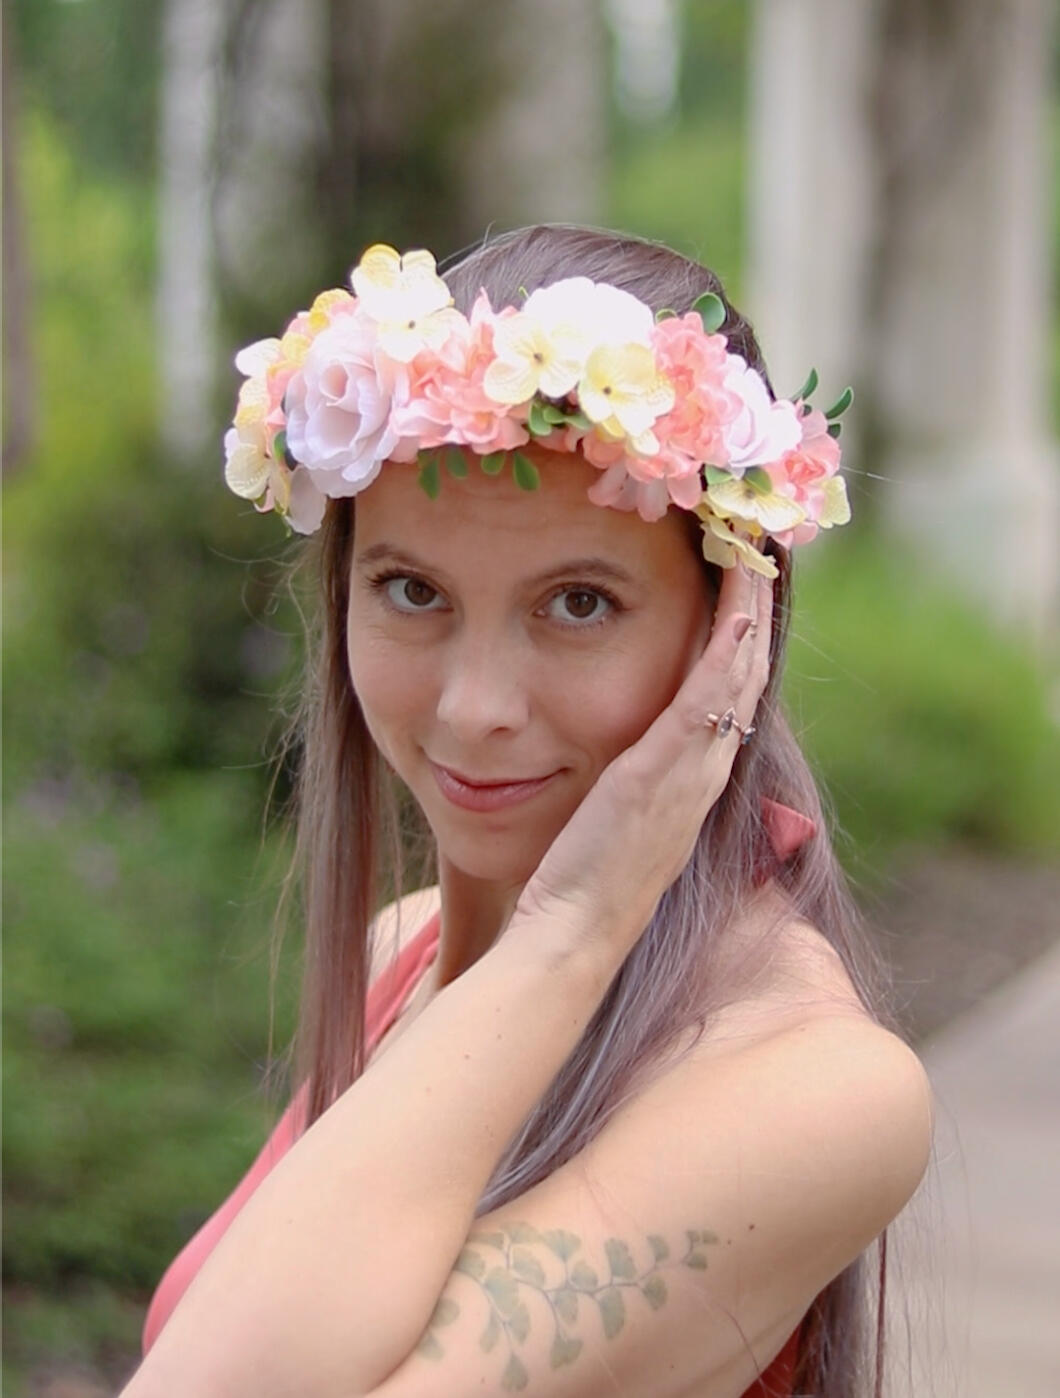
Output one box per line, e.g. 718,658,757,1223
393,293,530,456
768,405,848,546
650,314,740,472
586,463,672,522
578,432,629,472
283,307,409,497
580,392,704,516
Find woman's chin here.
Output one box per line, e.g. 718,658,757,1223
430,825,551,890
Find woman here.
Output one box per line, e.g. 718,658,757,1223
128,226,931,1397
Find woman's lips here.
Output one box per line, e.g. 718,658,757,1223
429,761,561,813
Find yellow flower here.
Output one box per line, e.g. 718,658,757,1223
350,244,456,362
818,475,851,528
224,419,292,517
306,288,353,332
705,475,806,535
694,507,779,578
224,437,270,500
230,375,267,438
577,343,675,447
483,313,586,404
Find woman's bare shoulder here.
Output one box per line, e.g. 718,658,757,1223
368,884,441,980
610,975,933,1262
655,913,934,1232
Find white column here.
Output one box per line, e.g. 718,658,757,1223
747,0,876,401
874,0,1058,638
157,0,228,462
747,0,1058,639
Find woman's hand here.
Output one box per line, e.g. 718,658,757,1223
509,561,773,960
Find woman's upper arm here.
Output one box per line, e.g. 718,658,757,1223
365,1016,932,1398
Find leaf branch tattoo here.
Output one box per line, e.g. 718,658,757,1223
415,1222,718,1390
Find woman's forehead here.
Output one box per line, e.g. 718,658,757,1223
352,453,696,582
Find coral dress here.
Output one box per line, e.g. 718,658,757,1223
143,800,815,1394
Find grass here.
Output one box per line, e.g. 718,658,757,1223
784,531,1060,879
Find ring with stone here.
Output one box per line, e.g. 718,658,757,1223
705,709,756,745
704,707,739,738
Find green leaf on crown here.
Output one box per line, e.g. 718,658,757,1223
824,386,854,419
272,430,288,464
480,450,507,475
655,307,677,320
418,454,441,499
444,446,468,477
827,422,842,439
704,465,730,487
692,292,726,335
743,466,773,495
542,404,569,425
793,367,819,402
512,452,541,491
528,399,553,437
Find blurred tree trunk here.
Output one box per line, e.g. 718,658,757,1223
454,0,607,231
3,15,36,477
210,0,606,338
157,0,227,462
213,0,328,314
319,0,606,258
748,0,1057,639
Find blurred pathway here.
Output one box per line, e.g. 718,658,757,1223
891,937,1060,1397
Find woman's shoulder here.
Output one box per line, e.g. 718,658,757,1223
591,931,933,1268
368,884,442,980
643,912,934,1234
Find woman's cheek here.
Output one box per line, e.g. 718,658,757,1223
593,643,692,760
348,643,423,769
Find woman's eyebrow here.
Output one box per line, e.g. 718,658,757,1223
532,557,639,588
356,544,638,590
356,543,433,572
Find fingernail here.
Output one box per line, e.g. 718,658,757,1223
733,614,752,641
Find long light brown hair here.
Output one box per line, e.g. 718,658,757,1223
274,226,894,1396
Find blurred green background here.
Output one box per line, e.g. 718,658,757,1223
4,2,1059,1392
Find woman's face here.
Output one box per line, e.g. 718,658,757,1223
347,449,715,887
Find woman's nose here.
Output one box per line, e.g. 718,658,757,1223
435,636,531,742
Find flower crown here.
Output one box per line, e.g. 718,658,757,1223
224,244,852,578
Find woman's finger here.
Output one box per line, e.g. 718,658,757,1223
709,556,756,644
729,570,765,693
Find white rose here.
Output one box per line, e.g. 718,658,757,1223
720,355,801,472
285,466,329,535
284,310,404,495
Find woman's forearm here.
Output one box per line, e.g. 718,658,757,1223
126,920,613,1398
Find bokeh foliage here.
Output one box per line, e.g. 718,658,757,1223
4,4,1059,1391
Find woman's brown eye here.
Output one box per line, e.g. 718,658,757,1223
562,589,603,620
382,576,443,611
403,579,437,607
